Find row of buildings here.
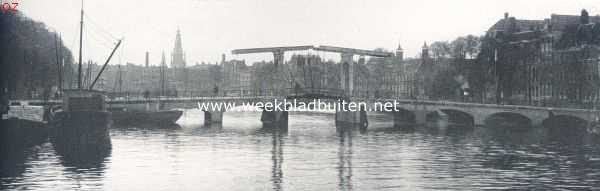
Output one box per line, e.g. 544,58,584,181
481,10,600,107
91,10,600,109
314,9,600,108
373,10,600,108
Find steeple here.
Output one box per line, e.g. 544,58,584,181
421,41,429,59
175,28,182,51
395,42,404,61
171,28,185,68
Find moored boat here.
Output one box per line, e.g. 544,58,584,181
49,89,112,167
1,101,48,153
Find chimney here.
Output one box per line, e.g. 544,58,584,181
504,12,509,19
145,51,149,67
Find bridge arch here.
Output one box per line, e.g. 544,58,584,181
392,107,416,128
485,112,532,129
542,115,588,130
433,109,475,128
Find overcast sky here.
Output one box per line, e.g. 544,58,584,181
19,0,600,66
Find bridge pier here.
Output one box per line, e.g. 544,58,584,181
335,110,368,128
204,111,223,124
261,110,288,129
390,108,416,127
414,109,428,126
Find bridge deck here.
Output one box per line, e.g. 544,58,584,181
12,97,600,113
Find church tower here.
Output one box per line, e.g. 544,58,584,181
171,29,186,68
421,41,429,59
395,42,404,61
418,41,433,98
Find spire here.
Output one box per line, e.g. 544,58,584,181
172,28,185,68
421,41,430,59
395,41,404,61
175,29,182,52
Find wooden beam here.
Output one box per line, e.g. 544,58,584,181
314,45,393,57
232,45,315,54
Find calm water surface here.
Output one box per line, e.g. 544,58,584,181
2,110,600,190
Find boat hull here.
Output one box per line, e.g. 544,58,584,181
49,111,112,167
0,119,48,153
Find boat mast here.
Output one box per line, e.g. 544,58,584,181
55,33,62,95
77,0,84,89
118,65,122,94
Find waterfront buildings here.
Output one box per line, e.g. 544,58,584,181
481,10,600,107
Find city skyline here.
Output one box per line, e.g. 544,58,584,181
4,1,600,190
20,0,600,66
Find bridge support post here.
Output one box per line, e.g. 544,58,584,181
272,50,285,95
204,110,223,124
261,110,288,129
340,53,354,97
273,50,284,68
335,101,368,128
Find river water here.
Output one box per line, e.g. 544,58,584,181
2,110,600,190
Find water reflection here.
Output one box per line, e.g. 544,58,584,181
189,123,223,134
0,148,33,188
3,111,600,190
112,122,182,130
52,137,111,171
258,125,286,191
55,147,110,174
477,126,600,190
336,126,355,191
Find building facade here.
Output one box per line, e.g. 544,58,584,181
482,10,600,107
